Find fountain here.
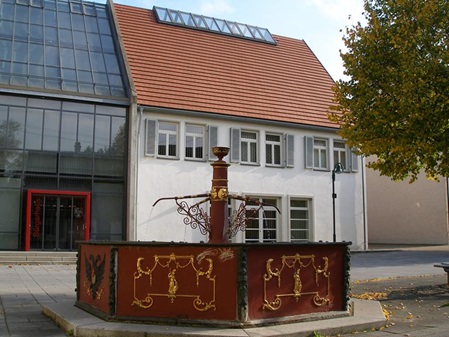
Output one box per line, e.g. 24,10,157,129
76,147,351,327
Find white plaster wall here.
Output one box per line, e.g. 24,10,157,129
367,167,449,245
134,111,366,249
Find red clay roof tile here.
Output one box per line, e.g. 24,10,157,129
114,4,338,129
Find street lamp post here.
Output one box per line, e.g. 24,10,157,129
332,163,344,242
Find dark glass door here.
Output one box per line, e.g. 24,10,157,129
30,194,87,250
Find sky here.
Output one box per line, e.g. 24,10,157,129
111,0,366,81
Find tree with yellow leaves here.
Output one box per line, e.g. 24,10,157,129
331,0,449,182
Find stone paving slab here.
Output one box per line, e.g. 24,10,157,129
42,299,386,337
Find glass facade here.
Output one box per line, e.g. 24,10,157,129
0,0,129,250
0,95,127,249
0,0,126,97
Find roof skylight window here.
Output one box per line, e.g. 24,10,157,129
153,6,276,45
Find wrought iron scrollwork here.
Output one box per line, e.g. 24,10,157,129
153,193,281,238
175,199,211,236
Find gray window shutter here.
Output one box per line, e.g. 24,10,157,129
285,134,294,167
145,119,156,156
351,149,359,172
304,136,313,169
230,128,240,163
207,125,218,160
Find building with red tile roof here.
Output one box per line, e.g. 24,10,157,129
111,2,366,249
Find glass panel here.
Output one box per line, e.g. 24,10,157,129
250,142,257,162
78,113,94,153
87,33,102,52
30,24,43,41
0,106,7,148
61,48,75,69
0,4,15,19
0,40,12,61
96,105,126,117
0,186,20,232
30,7,43,24
94,115,110,153
185,135,193,158
25,108,44,150
60,28,73,46
237,23,253,38
91,52,106,72
168,9,182,24
180,12,195,27
0,233,19,250
168,134,176,156
58,197,75,250
91,184,123,240
56,12,70,30
72,13,84,31
291,219,308,230
45,26,58,45
104,53,119,73
203,17,219,31
215,19,230,33
15,5,29,22
59,153,92,174
14,22,28,41
12,62,27,75
75,50,90,70
45,45,59,65
8,107,25,149
73,30,87,49
155,7,170,22
110,117,125,156
94,156,123,177
0,150,24,171
266,144,272,163
63,101,95,113
29,43,44,64
60,112,77,152
85,16,98,33
291,199,307,208
24,151,56,173
43,109,60,151
29,64,44,77
100,34,114,53
227,22,241,35
13,41,27,63
192,14,207,28
97,18,111,35
291,231,308,240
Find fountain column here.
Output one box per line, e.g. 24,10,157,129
208,147,230,243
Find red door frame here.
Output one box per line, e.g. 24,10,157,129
25,189,91,251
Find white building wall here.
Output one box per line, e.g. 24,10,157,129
134,109,366,250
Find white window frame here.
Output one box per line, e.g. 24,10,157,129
157,121,178,159
265,133,282,167
185,124,205,161
244,197,279,243
333,140,348,171
313,138,328,170
240,130,258,164
289,198,312,242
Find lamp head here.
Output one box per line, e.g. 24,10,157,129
333,162,344,174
